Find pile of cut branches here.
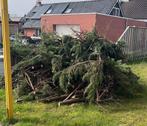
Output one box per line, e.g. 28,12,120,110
6,31,141,104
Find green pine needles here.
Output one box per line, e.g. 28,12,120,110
8,31,141,103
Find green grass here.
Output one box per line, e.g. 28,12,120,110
1,61,147,126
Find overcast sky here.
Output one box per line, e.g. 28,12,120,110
8,0,85,16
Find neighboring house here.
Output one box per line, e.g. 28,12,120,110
23,0,147,43
9,16,22,35
22,1,49,37
40,0,147,42
22,0,123,37
21,0,147,58
0,16,21,42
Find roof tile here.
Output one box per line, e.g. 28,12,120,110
121,0,147,19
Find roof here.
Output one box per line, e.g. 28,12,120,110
26,4,51,19
23,20,40,28
121,0,147,19
26,0,117,19
23,0,117,29
10,16,22,22
0,16,21,23
45,0,117,15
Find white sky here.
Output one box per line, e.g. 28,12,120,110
8,0,86,16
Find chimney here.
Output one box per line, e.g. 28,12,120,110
36,0,42,6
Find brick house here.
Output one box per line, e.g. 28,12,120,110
22,1,49,37
22,0,147,42
22,0,124,37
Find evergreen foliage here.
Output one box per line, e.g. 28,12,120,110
8,31,141,103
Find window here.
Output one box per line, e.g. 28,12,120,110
36,29,41,36
30,11,36,17
46,9,52,14
64,8,72,13
113,7,120,16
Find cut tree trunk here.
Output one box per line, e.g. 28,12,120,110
63,85,81,102
58,98,85,106
40,94,69,103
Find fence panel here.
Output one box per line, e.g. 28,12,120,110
119,27,147,60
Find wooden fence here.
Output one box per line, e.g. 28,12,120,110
118,26,147,60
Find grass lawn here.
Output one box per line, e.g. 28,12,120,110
1,61,147,126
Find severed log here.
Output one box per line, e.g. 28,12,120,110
75,92,84,98
40,94,69,103
96,96,114,103
75,90,84,95
58,98,85,106
15,99,23,103
24,72,35,92
63,85,82,102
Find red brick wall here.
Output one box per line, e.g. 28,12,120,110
95,14,147,42
24,29,36,37
41,13,147,43
41,14,96,33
